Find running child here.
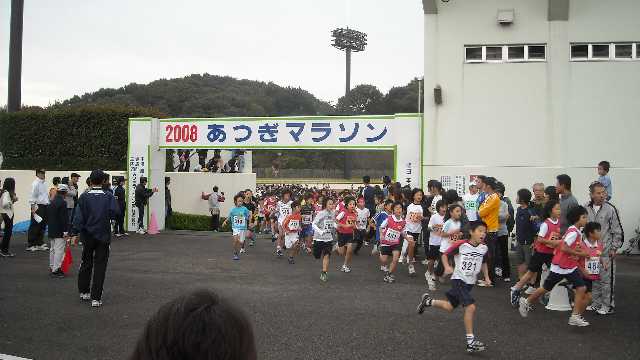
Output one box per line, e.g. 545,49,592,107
312,198,337,282
221,195,251,261
300,194,315,254
416,221,491,354
374,199,393,269
283,201,302,264
354,197,370,255
580,222,604,310
403,188,424,276
425,200,446,290
276,189,293,257
257,198,266,234
379,202,414,283
336,196,357,273
510,200,561,306
518,206,591,327
434,204,464,280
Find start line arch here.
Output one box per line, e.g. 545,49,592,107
127,113,423,231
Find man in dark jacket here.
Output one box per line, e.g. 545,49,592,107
47,184,69,278
114,177,127,237
134,177,157,234
72,170,119,308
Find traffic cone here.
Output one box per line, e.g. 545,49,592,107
148,211,160,235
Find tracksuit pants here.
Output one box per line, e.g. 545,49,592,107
78,234,110,301
592,256,616,309
27,205,47,247
49,238,66,271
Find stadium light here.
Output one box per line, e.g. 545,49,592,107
331,27,367,95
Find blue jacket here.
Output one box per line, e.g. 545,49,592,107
72,188,119,242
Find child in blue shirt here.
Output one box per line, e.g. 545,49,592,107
374,199,393,271
222,194,251,260
597,161,612,201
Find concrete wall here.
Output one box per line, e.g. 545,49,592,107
0,170,255,224
422,0,640,241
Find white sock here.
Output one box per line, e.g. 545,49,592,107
466,334,475,345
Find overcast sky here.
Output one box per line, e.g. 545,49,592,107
1,0,423,107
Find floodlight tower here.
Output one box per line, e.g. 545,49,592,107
331,27,367,96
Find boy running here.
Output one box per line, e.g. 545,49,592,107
283,201,302,264
416,221,491,354
221,195,251,261
300,194,315,254
518,206,591,327
275,190,293,257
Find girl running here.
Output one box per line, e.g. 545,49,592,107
336,197,357,273
379,202,414,283
435,204,464,281
403,188,424,276
426,200,447,290
312,198,337,282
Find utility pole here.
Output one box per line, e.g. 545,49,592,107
8,0,25,112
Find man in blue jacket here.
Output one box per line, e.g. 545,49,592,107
72,170,119,308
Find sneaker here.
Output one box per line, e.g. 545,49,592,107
271,235,277,243
466,339,486,353
408,264,416,276
510,287,522,308
0,251,15,257
586,304,601,312
320,272,328,282
50,269,65,278
288,257,295,264
371,246,379,256
568,314,590,327
477,280,492,287
383,274,391,283
519,297,532,318
91,300,103,308
364,241,369,246
80,293,91,301
387,274,395,283
26,246,38,252
596,306,615,315
380,265,389,272
114,233,123,238
495,267,502,277
525,286,536,295
38,244,49,251
249,240,255,247
421,259,429,265
417,293,433,314
427,279,437,291
239,248,246,254
276,249,284,257
123,232,130,236
233,254,240,261
341,265,351,273
503,278,511,282
398,256,405,264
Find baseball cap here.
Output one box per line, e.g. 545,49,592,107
57,184,69,192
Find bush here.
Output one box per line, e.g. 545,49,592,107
0,104,164,170
166,212,231,232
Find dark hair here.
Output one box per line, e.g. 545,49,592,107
140,177,148,184
543,199,559,219
443,189,461,204
598,161,610,172
165,177,171,185
584,222,601,237
476,175,487,183
495,181,505,195
2,177,16,194
35,169,45,175
213,186,219,192
392,201,404,211
61,176,69,185
382,175,391,185
411,188,424,203
435,199,446,212
321,197,334,209
52,177,61,186
129,289,256,360
589,181,606,194
430,181,443,192
363,175,371,184
545,186,559,201
282,189,292,196
291,200,301,209
517,189,532,204
556,174,572,191
484,177,497,191
444,204,463,221
233,194,244,203
71,172,80,178
343,196,356,207
567,205,587,225
383,199,394,208
469,220,488,233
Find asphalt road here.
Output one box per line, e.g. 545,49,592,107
1,231,639,360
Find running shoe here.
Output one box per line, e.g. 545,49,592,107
0,251,15,257
510,287,521,308
320,272,328,282
249,240,255,247
364,241,369,246
239,248,246,254
26,246,38,252
421,259,429,265
466,340,486,353
568,314,590,327
427,279,437,291
519,297,532,318
80,293,91,301
387,274,395,283
477,280,492,287
416,293,433,314
596,306,615,315
276,249,284,257
495,267,503,278
383,274,391,283
341,265,351,273
398,256,405,264
503,278,511,282
408,264,416,276
91,300,103,308
586,304,601,312
233,254,240,261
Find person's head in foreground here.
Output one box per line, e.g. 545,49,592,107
130,289,256,360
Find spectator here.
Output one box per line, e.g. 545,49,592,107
27,169,50,252
202,186,224,231
114,177,127,237
65,173,80,224
382,175,392,198
47,184,69,278
49,176,61,200
556,174,579,234
544,185,559,202
0,177,17,257
597,160,613,200
495,182,511,282
478,177,500,284
129,289,256,360
134,177,158,234
72,170,119,307
361,176,376,216
165,177,172,223
514,189,536,282
585,182,623,315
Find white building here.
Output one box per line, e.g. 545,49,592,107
421,0,640,243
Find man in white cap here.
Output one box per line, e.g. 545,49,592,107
463,181,480,221
47,183,70,278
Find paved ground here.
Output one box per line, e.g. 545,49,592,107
1,231,639,360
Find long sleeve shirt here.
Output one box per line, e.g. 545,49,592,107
29,178,49,206
478,193,500,232
72,188,119,242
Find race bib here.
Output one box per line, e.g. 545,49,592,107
324,220,335,231
302,215,312,225
586,257,600,275
346,216,356,227
460,255,479,276
385,228,401,242
465,201,477,210
281,207,292,217
409,212,421,223
289,220,300,231
357,219,367,228
233,216,246,227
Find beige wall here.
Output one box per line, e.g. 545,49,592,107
0,170,255,224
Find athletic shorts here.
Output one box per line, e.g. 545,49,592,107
426,245,440,260
285,234,299,249
583,278,593,293
542,269,585,292
354,229,367,243
313,241,333,259
445,279,475,308
337,233,355,247
380,244,401,256
527,252,553,273
232,229,246,243
270,213,278,221
516,243,533,265
300,225,314,238
406,232,420,242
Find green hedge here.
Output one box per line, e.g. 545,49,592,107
0,105,163,170
167,212,231,232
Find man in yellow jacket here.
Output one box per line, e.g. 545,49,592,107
478,177,500,284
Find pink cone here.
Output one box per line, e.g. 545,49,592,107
147,211,160,235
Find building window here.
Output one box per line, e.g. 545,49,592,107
571,42,640,61
465,44,547,63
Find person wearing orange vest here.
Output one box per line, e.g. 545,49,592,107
518,206,591,327
478,177,500,283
